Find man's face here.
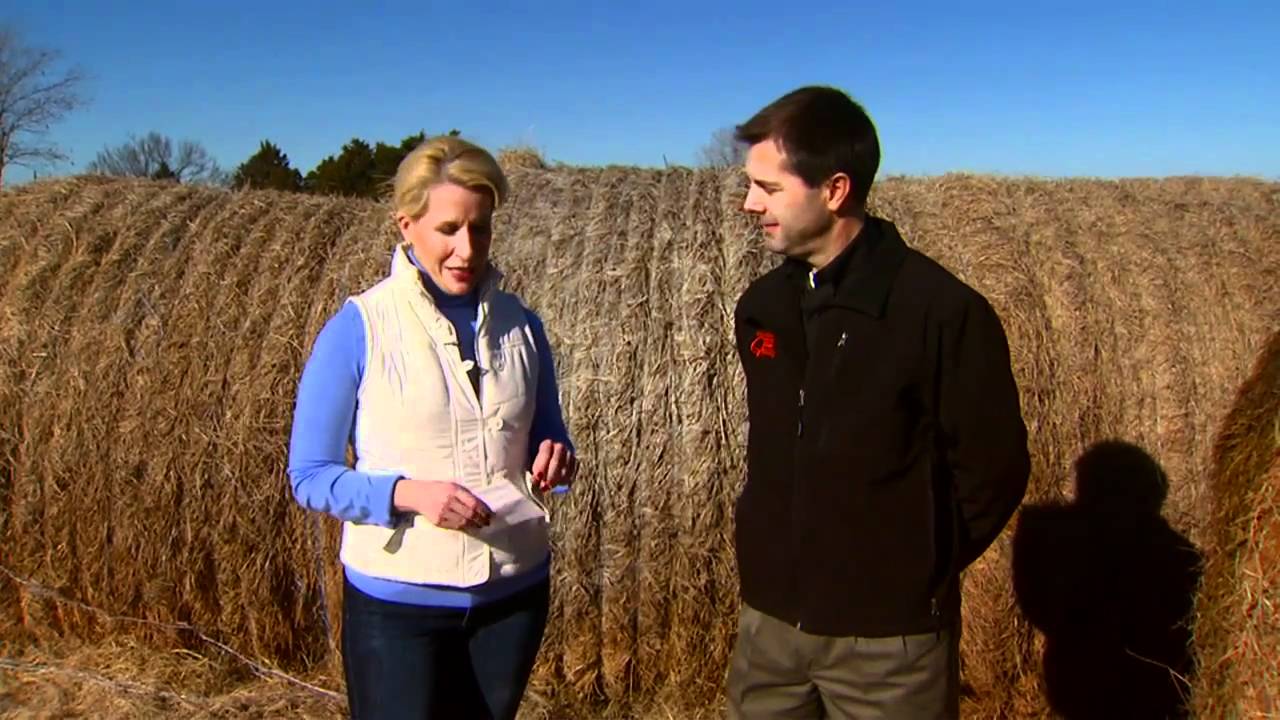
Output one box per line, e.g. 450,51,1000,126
742,139,832,262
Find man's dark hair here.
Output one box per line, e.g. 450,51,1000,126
734,85,880,209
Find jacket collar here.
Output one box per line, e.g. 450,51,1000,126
784,215,908,318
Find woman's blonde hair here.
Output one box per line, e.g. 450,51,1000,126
392,135,509,220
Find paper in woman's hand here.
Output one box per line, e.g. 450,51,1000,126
470,480,547,531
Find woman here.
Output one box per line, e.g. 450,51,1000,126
288,135,576,720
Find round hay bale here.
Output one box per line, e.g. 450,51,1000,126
1192,330,1280,718
496,145,548,171
1,172,1277,718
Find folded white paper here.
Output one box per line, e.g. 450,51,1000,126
473,480,547,529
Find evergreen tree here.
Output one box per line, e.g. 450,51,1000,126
305,138,376,197
230,140,304,192
372,131,427,187
150,160,177,181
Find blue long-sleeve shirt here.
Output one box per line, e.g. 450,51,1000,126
288,249,572,607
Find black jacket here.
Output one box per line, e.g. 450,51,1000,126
732,216,1030,637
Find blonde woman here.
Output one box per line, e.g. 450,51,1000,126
288,135,576,719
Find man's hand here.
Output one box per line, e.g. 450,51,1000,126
531,440,577,492
393,479,492,530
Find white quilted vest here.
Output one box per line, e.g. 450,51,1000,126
338,242,550,587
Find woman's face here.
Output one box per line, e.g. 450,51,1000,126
397,182,494,296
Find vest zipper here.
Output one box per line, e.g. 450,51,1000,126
475,286,492,481
473,286,491,413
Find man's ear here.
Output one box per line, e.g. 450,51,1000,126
824,173,853,212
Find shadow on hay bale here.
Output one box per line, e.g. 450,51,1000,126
1014,440,1201,719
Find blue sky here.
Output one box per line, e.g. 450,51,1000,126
6,0,1277,182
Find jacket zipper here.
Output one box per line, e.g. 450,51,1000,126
927,422,951,630
797,389,805,436
795,386,805,631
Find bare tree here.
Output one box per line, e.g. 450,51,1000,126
697,126,747,168
0,26,87,189
87,131,227,185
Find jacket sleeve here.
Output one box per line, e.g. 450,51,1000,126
937,292,1031,570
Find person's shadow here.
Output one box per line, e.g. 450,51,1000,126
1013,440,1203,719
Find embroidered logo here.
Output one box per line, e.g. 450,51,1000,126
750,330,776,359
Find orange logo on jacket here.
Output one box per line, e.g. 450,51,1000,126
750,330,776,359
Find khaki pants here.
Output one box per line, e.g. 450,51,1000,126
726,603,960,720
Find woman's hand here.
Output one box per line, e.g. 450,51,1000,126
393,479,492,530
531,440,578,492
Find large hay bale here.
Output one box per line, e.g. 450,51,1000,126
1193,330,1280,718
1,171,1277,717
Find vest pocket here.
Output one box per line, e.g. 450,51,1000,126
481,515,551,578
340,517,472,585
482,336,537,408
468,473,550,577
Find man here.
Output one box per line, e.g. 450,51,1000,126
727,85,1031,719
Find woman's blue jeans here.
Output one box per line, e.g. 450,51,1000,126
341,574,550,720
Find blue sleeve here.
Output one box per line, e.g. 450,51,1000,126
525,309,574,467
288,301,403,526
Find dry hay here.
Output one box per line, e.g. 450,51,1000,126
497,145,549,171
1192,330,1280,719
0,637,341,719
0,638,715,720
0,171,1277,717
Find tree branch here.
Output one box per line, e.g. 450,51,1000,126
0,25,85,173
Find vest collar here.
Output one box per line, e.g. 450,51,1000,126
390,241,504,304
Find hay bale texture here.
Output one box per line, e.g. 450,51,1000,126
496,146,549,171
1,171,1278,717
1193,329,1280,719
